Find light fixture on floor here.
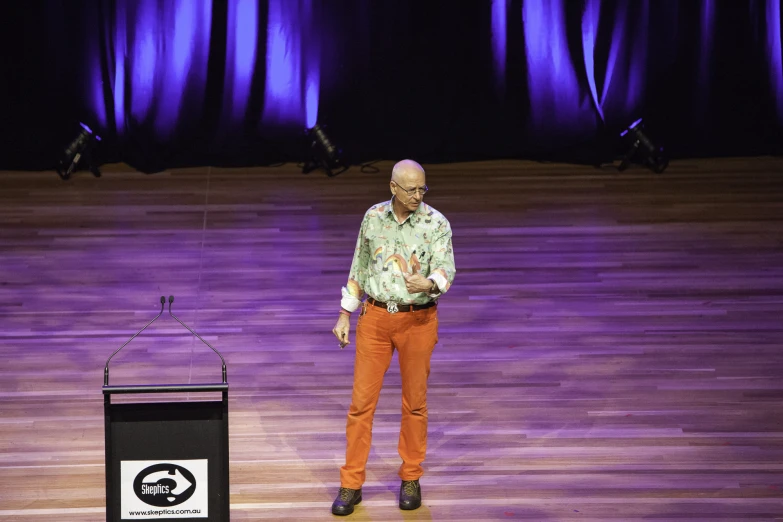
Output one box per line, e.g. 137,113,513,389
302,124,348,177
618,118,668,174
56,122,102,180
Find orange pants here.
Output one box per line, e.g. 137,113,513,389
340,302,439,489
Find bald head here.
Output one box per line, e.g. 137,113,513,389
391,159,425,184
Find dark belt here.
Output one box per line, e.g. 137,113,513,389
367,297,436,314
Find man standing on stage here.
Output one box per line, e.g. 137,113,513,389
330,159,456,516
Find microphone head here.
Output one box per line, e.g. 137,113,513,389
160,296,165,304
169,295,174,303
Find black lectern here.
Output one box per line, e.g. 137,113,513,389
103,296,229,521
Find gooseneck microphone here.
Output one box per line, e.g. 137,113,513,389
103,296,228,386
167,295,228,384
103,296,166,386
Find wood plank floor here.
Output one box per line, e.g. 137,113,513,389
0,157,782,521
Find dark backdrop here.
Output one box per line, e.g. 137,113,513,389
1,0,781,173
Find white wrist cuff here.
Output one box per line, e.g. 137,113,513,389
340,287,361,313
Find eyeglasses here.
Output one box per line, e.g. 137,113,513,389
392,181,429,196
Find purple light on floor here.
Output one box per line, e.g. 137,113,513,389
491,0,508,89
768,0,783,121
523,0,591,131
226,0,258,122
262,0,319,128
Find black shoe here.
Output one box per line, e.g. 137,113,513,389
331,487,362,516
399,480,421,510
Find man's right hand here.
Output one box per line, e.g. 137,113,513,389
333,313,351,349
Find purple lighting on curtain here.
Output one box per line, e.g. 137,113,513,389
305,73,319,129
598,2,628,113
111,2,128,136
92,0,212,138
170,1,204,84
491,0,508,90
88,45,107,129
523,0,592,132
768,0,783,121
624,0,648,113
582,0,633,123
581,0,648,128
582,0,603,122
130,0,212,135
162,0,212,134
130,1,158,123
226,0,258,122
698,0,716,101
700,0,716,59
262,0,320,129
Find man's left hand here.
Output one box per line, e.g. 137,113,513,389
403,268,434,294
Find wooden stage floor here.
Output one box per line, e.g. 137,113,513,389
0,157,782,521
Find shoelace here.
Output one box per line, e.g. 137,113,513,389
339,488,357,502
402,481,419,497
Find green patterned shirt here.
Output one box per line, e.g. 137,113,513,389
340,199,456,312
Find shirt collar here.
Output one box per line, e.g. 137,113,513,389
386,197,424,225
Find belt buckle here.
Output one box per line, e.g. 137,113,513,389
386,301,399,314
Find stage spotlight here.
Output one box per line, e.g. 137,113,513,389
302,123,348,177
618,118,668,174
57,122,102,180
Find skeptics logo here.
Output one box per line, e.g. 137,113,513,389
132,463,197,507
